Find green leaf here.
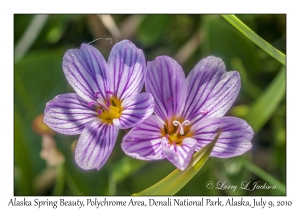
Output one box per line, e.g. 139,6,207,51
200,15,261,77
137,15,171,47
230,58,262,100
244,66,286,133
64,170,84,196
222,15,286,66
52,164,65,196
14,110,34,195
134,130,221,195
111,156,147,183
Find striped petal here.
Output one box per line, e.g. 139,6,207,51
146,56,187,121
44,93,97,135
113,93,154,129
63,43,110,103
183,56,240,124
162,137,197,171
191,116,253,158
75,120,118,170
121,115,164,160
107,40,146,101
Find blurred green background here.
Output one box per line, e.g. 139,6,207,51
14,14,286,196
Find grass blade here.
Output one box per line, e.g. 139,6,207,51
244,66,286,132
243,160,285,194
52,164,65,196
15,15,49,62
222,15,286,66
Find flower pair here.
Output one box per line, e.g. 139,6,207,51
44,40,253,171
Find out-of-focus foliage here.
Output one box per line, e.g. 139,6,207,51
14,14,286,196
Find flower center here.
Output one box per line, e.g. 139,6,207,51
88,91,123,124
161,117,193,145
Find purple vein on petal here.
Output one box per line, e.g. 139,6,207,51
146,69,168,119
116,93,154,129
44,93,97,135
108,40,145,100
63,44,110,102
146,56,187,121
121,115,164,160
184,69,221,119
75,120,118,170
191,116,253,158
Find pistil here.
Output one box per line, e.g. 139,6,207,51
173,120,190,135
163,119,192,146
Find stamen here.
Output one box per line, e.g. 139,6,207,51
94,92,100,97
96,99,108,110
97,109,103,115
105,90,113,107
173,120,191,135
106,99,111,107
88,102,95,107
105,91,113,95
